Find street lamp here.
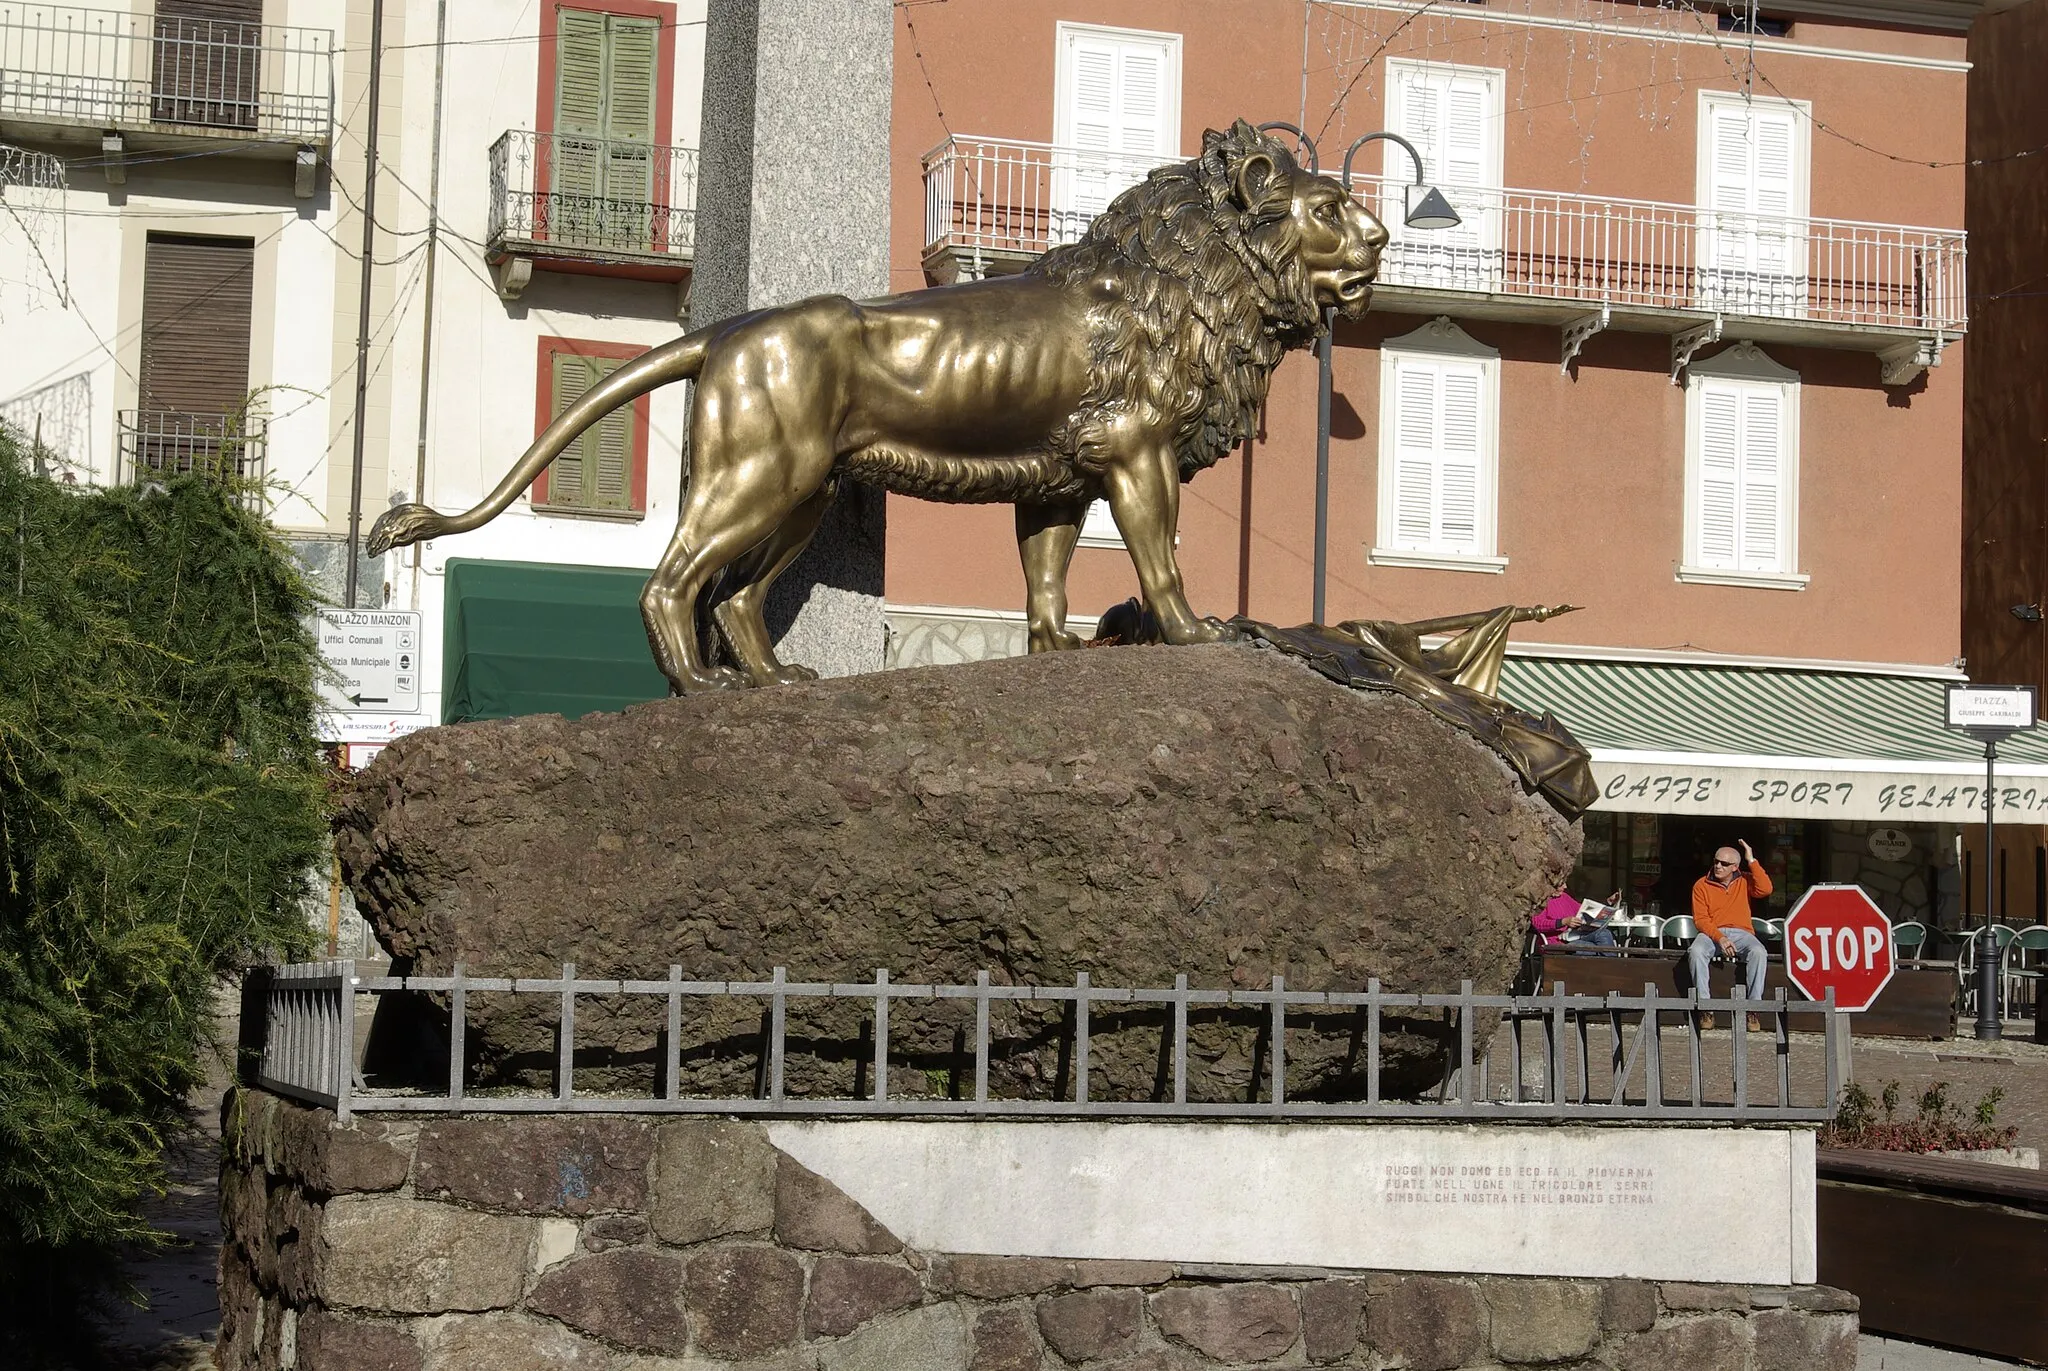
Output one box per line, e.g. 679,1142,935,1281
1253,124,1462,624
1309,133,1461,625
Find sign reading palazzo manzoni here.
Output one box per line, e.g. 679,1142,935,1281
1590,759,2048,822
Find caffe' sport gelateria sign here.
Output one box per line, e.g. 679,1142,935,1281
1588,759,2048,822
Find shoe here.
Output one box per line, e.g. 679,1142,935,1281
1746,1014,1763,1032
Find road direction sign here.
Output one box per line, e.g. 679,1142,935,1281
1783,884,1894,1013
315,609,421,716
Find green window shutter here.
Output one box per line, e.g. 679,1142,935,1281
554,8,608,209
603,15,659,247
603,17,659,145
590,379,634,511
542,352,636,512
544,352,595,507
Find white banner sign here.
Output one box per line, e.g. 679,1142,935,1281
1589,757,2048,822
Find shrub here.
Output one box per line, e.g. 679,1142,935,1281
0,426,327,1343
1822,1077,2020,1154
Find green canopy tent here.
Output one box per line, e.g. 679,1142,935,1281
442,558,670,722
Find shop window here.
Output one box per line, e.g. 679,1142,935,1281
1370,317,1504,573
1679,342,1804,589
530,337,649,517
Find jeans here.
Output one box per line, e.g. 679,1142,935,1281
1688,928,1768,1002
1562,925,1617,955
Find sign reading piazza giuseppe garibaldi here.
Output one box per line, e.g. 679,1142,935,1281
1587,756,2048,822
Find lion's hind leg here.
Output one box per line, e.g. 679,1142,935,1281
1016,496,1089,652
642,472,817,695
710,480,838,687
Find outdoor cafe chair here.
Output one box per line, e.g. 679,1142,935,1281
1958,925,2020,1018
1889,921,1928,958
2005,925,2048,1020
1660,915,1697,950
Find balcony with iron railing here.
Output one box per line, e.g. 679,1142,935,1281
486,128,698,300
116,409,265,506
921,136,1966,382
0,4,332,189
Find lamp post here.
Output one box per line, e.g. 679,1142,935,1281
1252,124,1460,624
1267,129,1461,625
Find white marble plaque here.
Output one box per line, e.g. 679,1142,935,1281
767,1120,1815,1285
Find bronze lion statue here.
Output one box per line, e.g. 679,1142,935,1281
368,120,1389,694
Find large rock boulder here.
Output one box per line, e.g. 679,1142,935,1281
338,644,1576,1100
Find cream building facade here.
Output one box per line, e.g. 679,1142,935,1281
0,0,709,738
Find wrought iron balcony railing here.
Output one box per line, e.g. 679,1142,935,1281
0,4,332,144
487,128,698,265
921,136,1967,338
116,409,265,500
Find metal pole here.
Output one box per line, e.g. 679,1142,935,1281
409,0,449,610
1977,737,2002,1040
1313,306,1334,625
344,0,387,610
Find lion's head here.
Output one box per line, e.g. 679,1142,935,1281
1034,120,1389,480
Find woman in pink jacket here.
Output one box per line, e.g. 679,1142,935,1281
1531,884,1621,954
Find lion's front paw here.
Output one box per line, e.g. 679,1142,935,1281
1162,615,1242,646
762,664,820,686
1028,628,1084,653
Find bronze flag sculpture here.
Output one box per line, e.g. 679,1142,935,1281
368,120,1389,695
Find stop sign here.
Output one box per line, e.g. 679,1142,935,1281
1783,884,1895,1012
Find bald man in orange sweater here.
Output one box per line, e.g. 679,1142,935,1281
1690,838,1773,1026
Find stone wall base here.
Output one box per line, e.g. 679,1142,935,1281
219,1089,1857,1370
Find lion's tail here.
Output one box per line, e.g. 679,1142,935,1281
367,327,716,554
841,445,1088,505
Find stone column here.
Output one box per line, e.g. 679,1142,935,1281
688,0,892,680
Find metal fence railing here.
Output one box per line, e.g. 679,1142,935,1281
487,128,698,261
0,4,332,144
920,135,1967,336
258,960,1841,1125
116,409,265,497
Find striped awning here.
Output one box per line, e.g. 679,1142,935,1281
1495,656,2048,823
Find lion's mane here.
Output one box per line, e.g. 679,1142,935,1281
1034,121,1325,485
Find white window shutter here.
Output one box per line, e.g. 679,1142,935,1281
1696,387,1741,565
1118,48,1164,156
1392,361,1440,548
1750,108,1798,276
1385,353,1491,555
1437,369,1483,551
1738,389,1783,570
1707,105,1753,272
1056,28,1176,240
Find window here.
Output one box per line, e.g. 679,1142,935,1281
1680,342,1805,589
539,2,675,253
1051,23,1180,245
530,337,649,517
1696,92,1809,318
1371,318,1504,572
1382,60,1504,291
1717,9,1792,36
1079,498,1123,549
130,234,259,484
